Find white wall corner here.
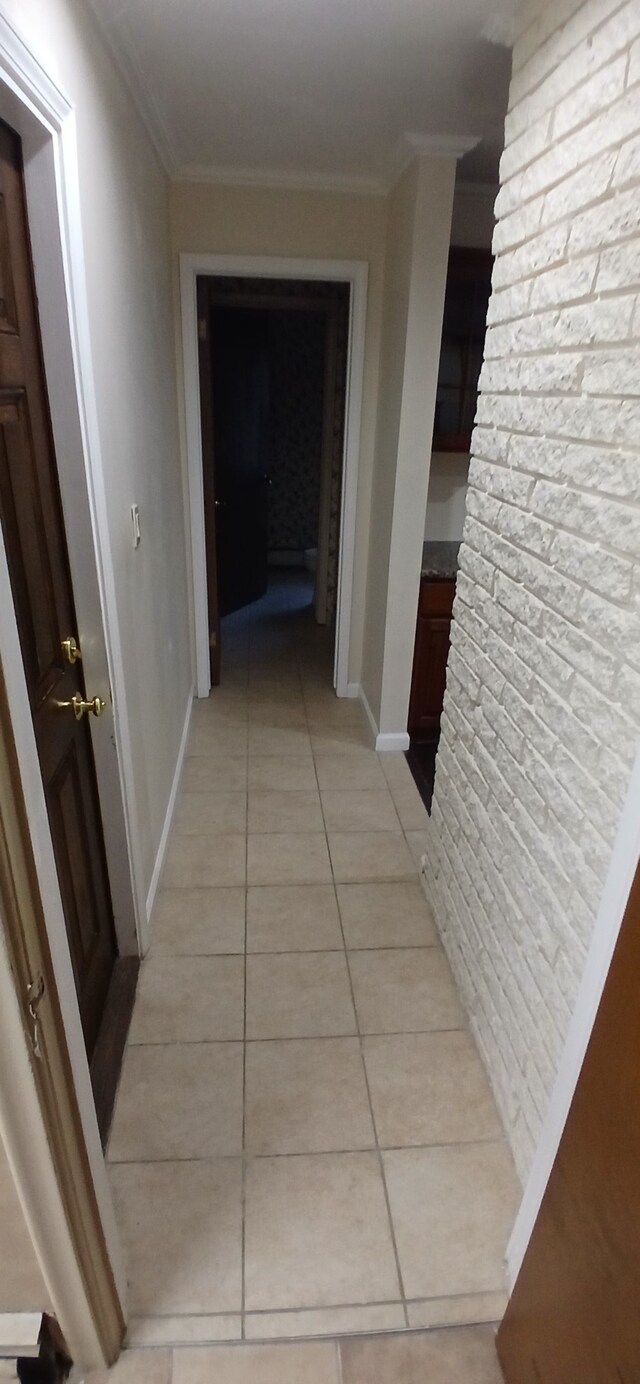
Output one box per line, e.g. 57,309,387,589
84,2,180,175
144,691,193,939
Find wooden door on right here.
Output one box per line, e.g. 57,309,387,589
497,859,640,1383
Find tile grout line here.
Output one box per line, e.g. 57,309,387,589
335,1334,344,1384
126,1021,466,1049
109,1133,506,1166
132,1286,505,1320
240,677,250,1342
310,735,410,1331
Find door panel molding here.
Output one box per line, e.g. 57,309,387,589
179,251,368,698
507,744,640,1288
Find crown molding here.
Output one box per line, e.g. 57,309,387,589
173,131,482,199
386,130,480,192
481,9,517,47
85,1,180,175
173,162,387,196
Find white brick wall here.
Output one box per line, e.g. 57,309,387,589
423,0,640,1182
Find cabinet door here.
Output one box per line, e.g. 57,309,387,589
408,613,452,736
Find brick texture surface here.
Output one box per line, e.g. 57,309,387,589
423,0,640,1182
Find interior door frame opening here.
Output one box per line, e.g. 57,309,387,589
197,276,350,683
179,252,368,699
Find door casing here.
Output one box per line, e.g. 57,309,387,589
180,251,368,699
0,10,134,1361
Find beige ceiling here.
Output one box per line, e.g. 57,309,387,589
88,0,515,190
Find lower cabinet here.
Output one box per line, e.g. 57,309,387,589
408,577,455,738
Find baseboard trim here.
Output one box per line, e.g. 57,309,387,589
375,730,411,753
145,690,193,931
358,685,379,745
0,1314,42,1360
344,681,360,700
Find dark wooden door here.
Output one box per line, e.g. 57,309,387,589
0,122,116,1060
197,277,221,683
497,861,640,1383
210,305,270,616
408,579,455,737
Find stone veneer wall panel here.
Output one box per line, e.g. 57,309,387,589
423,0,640,1182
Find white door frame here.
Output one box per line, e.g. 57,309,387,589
179,252,368,697
0,10,138,1350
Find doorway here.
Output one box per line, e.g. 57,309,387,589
180,253,368,699
0,119,137,1145
196,275,350,688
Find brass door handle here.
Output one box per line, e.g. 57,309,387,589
65,694,106,721
61,636,82,664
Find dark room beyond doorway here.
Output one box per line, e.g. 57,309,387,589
196,275,350,686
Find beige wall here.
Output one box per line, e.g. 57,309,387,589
3,0,192,900
363,156,457,734
170,180,387,685
0,1139,51,1314
360,163,420,722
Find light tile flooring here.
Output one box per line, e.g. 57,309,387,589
86,1324,504,1383
107,575,519,1354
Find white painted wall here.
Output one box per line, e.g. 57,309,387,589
424,453,470,541
1,0,192,906
423,0,640,1181
362,155,457,737
170,179,387,688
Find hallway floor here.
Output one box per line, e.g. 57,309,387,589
87,1325,504,1382
107,574,519,1352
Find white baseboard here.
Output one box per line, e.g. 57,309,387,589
0,1313,41,1359
344,681,360,699
375,730,410,753
357,684,410,752
145,690,193,933
358,684,379,744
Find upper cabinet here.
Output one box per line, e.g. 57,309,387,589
432,247,493,454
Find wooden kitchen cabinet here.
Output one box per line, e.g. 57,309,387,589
408,577,456,737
